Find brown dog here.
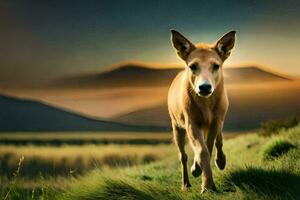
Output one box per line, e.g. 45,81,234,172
168,30,236,193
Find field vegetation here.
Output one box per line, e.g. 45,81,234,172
1,123,299,199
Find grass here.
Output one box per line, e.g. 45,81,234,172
1,125,300,200
259,115,299,137
0,144,172,178
58,125,300,200
0,132,172,145
0,131,239,146
262,139,296,160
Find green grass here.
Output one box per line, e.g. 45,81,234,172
259,115,299,137
262,139,296,160
58,125,300,200
1,125,300,200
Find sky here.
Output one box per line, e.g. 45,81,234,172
1,0,300,86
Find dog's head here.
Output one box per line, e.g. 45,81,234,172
171,30,236,97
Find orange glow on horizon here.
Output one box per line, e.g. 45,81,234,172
103,60,298,79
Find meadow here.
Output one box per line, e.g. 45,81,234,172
0,132,171,145
0,144,172,178
0,124,299,200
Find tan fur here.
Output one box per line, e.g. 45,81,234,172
168,30,236,192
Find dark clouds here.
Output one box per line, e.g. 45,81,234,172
1,0,300,85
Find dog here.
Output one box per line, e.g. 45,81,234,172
168,30,236,193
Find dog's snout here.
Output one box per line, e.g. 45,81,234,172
199,84,212,94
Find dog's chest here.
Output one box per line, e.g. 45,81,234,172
191,103,214,128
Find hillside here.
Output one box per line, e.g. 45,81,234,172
53,63,291,89
53,64,180,89
0,63,297,131
55,125,299,200
223,66,290,84
0,94,165,132
2,124,299,200
115,81,300,131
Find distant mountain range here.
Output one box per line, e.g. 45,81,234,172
0,62,298,132
114,91,300,131
0,94,166,132
92,63,297,131
53,63,291,89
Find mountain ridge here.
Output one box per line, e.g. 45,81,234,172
0,94,166,132
52,63,291,89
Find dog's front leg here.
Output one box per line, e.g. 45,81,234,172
185,120,216,193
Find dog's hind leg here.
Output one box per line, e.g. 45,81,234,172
214,121,226,170
173,124,191,190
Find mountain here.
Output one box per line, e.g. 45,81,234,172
223,66,290,84
53,64,180,89
115,104,169,127
0,94,166,132
114,81,300,131
1,62,297,132
53,63,291,89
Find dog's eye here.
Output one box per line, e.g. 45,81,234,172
213,63,220,71
189,63,197,71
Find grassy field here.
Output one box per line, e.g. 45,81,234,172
0,144,172,179
0,131,240,146
1,126,299,200
0,132,172,145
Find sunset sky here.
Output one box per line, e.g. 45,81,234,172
1,0,300,86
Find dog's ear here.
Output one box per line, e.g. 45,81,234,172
215,31,236,60
171,30,196,60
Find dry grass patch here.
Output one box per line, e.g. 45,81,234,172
0,144,173,178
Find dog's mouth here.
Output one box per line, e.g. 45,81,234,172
198,91,212,97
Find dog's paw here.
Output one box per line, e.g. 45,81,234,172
191,163,202,177
215,153,226,170
181,182,192,191
201,183,217,193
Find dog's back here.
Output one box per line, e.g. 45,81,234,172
167,70,186,128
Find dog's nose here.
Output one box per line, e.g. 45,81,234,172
199,84,212,94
